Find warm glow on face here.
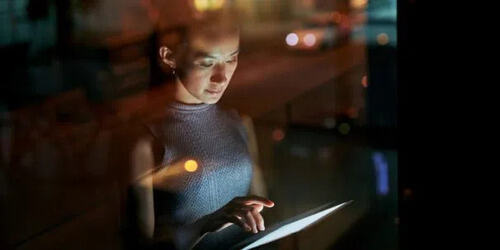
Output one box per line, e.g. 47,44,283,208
177,25,239,105
304,34,316,47
377,33,389,45
184,160,198,172
286,33,299,46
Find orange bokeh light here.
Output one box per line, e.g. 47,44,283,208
361,75,368,88
184,160,198,172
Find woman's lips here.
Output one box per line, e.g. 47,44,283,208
206,89,223,94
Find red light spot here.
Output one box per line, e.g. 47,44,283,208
272,129,285,142
347,107,359,119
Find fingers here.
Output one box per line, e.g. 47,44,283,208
243,210,258,234
221,196,274,234
228,208,264,234
234,196,275,208
226,214,251,232
239,206,265,233
251,206,265,231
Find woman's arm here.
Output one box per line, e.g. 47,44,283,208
129,136,156,240
129,120,275,249
129,135,208,249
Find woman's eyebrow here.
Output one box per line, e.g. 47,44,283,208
229,49,240,56
193,49,240,59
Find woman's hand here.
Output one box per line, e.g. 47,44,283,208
202,195,275,234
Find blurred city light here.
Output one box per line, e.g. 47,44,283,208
350,0,368,9
184,160,198,172
372,152,389,195
194,0,225,12
286,33,299,46
362,75,368,88
303,34,316,47
323,117,336,129
347,107,359,119
338,123,351,135
377,33,389,45
272,128,285,142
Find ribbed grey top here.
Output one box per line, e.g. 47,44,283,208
145,101,253,232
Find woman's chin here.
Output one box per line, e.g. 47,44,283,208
203,98,220,104
201,93,223,104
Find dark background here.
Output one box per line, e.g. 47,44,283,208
0,0,403,249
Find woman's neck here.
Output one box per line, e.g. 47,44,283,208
174,77,202,104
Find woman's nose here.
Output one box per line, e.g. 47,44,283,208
210,64,227,83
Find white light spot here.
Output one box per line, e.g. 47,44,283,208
304,34,316,47
286,33,299,46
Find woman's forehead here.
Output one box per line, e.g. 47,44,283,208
187,31,239,58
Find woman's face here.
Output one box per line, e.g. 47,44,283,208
174,28,239,104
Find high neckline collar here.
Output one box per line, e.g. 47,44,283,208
166,101,212,112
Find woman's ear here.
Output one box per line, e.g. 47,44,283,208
159,46,176,69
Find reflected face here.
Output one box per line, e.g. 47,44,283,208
176,29,239,104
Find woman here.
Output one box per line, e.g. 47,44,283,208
124,13,274,250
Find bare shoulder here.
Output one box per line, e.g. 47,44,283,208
126,118,165,183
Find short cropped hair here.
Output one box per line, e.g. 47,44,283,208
149,10,241,86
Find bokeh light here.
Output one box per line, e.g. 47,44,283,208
194,0,225,12
304,34,316,47
323,117,336,129
286,33,299,46
272,129,285,142
347,107,359,119
377,33,389,46
184,160,198,172
350,0,368,9
338,123,351,135
361,75,368,88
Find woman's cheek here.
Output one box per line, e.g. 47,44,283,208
186,71,210,90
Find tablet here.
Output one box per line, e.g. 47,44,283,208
230,200,353,250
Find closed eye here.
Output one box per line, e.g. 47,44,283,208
226,56,238,64
199,62,214,68
197,59,214,68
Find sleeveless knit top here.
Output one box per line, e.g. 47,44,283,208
145,102,253,232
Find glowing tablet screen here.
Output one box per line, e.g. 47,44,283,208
232,200,352,250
